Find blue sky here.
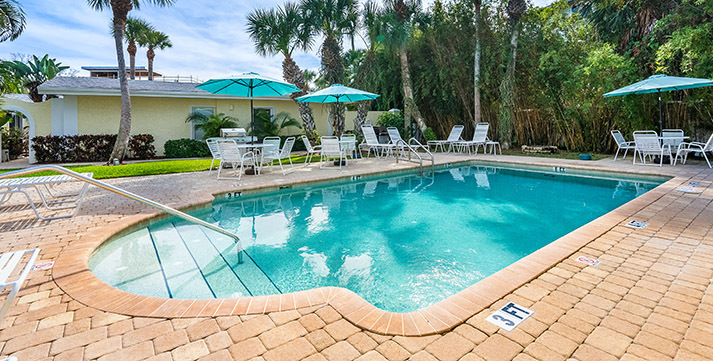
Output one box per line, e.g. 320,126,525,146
0,0,554,81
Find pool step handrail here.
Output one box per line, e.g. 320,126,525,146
394,139,435,176
0,165,243,263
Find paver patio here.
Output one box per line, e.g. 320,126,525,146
1,154,712,361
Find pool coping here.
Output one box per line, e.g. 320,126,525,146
51,157,687,336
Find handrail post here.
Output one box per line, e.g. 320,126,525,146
0,165,244,263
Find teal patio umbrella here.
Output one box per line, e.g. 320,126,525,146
604,74,713,132
296,84,379,135
197,72,300,138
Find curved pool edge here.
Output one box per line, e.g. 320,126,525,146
52,161,684,337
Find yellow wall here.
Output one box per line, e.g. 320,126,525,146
1,97,52,135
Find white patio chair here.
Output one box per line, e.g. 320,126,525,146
611,130,635,160
0,248,40,321
320,136,346,169
205,138,222,174
216,139,257,180
427,125,464,153
455,123,489,155
674,133,713,168
301,135,321,165
0,173,93,220
661,129,685,150
340,134,357,160
360,126,394,159
259,136,282,172
633,131,671,166
261,137,296,175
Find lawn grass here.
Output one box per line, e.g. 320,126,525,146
0,156,315,180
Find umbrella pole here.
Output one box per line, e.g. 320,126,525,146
658,90,663,133
250,98,254,142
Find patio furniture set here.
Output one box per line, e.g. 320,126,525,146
611,129,713,167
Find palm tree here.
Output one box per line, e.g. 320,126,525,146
1,55,69,102
87,0,174,163
185,112,239,140
246,2,318,141
473,0,482,126
142,29,171,81
251,111,302,139
0,0,25,42
301,0,359,137
497,0,527,149
124,17,153,80
381,0,428,136
352,1,382,134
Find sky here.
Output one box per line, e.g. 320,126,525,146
0,0,555,81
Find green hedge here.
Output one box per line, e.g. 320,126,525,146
164,138,211,158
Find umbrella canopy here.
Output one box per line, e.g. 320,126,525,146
604,74,713,131
197,73,300,138
296,84,379,104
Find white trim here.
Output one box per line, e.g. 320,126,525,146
2,105,36,164
37,88,293,101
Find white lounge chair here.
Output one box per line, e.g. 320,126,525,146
301,135,321,164
0,248,40,321
611,130,635,160
0,173,93,220
320,136,347,169
633,131,672,166
205,138,222,174
674,133,713,168
262,137,295,175
215,139,257,180
360,126,394,159
386,127,428,153
455,123,489,154
428,125,464,153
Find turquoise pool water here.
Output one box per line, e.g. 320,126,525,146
89,163,663,312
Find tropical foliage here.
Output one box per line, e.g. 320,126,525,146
251,110,302,138
0,55,69,102
123,17,153,80
0,0,24,42
185,112,239,140
141,29,172,80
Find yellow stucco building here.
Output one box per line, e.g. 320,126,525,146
1,77,382,163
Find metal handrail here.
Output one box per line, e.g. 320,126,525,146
394,139,435,175
0,165,243,263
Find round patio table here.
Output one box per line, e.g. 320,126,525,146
235,143,266,175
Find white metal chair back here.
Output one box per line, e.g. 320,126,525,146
280,137,295,158
206,138,221,158
633,131,662,153
216,139,243,162
301,135,314,153
662,129,684,148
447,125,465,142
340,134,357,153
472,123,489,142
701,133,713,152
387,127,403,144
362,126,380,145
611,130,627,146
321,136,341,155
262,136,281,155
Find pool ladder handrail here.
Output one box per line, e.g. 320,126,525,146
394,138,435,176
0,165,243,263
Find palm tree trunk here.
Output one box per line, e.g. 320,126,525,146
108,12,132,163
128,40,137,80
498,23,520,149
282,54,317,141
332,104,345,137
354,100,372,135
320,35,345,136
398,48,427,136
473,0,482,125
147,47,155,81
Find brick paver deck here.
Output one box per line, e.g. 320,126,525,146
1,155,712,361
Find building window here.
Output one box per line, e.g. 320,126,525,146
190,106,215,140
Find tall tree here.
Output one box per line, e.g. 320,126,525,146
382,0,428,136
352,1,382,135
301,0,358,136
0,0,24,42
473,0,482,126
142,29,171,80
87,0,174,163
124,17,153,80
246,2,318,141
497,0,526,149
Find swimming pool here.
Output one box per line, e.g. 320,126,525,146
89,163,663,312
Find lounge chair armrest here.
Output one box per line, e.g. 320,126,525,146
312,145,322,151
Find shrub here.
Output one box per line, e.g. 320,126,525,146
31,134,155,163
376,111,405,136
1,127,25,158
129,134,156,159
423,127,437,141
164,138,211,158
